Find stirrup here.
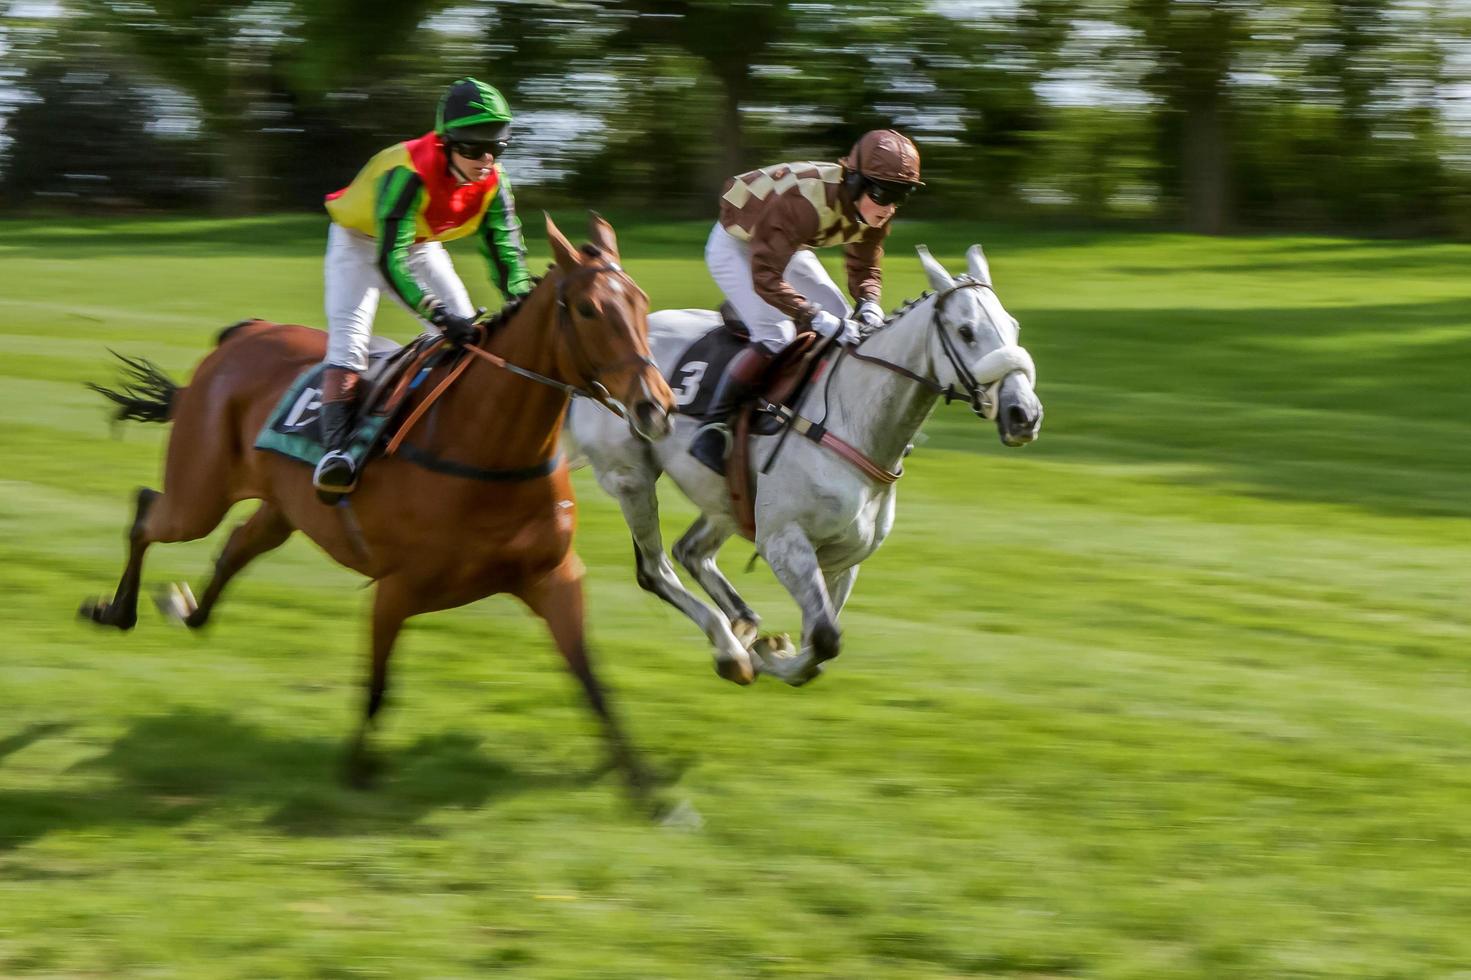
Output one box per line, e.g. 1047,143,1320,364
313,449,358,501
689,422,733,475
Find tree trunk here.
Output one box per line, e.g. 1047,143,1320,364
1182,92,1228,234
713,61,749,182
214,44,267,215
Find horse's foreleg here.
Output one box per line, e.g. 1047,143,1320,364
758,523,841,687
672,516,761,646
519,558,654,811
345,580,409,788
607,470,753,685
159,502,294,629
825,565,860,619
79,487,161,630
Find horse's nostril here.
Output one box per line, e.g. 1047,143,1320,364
1005,405,1028,429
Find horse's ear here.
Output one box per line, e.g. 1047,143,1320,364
916,245,954,292
587,211,620,262
544,212,581,275
966,244,992,286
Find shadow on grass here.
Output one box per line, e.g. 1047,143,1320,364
0,709,639,850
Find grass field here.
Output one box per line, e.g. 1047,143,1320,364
1,213,1469,979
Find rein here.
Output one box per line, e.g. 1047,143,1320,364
848,279,998,418
383,261,653,481
765,279,1031,485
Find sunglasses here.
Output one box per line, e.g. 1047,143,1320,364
450,139,510,159
865,180,916,207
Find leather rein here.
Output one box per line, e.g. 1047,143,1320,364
769,279,1001,486
846,279,999,420
385,261,655,481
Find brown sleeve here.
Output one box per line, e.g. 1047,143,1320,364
747,198,823,327
844,223,890,304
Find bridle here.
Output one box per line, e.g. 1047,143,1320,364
552,260,662,421
384,257,666,485
845,277,1033,421
460,259,660,421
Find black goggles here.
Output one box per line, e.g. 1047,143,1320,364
865,180,917,206
450,138,510,159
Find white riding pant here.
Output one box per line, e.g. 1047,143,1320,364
704,223,851,353
323,222,476,373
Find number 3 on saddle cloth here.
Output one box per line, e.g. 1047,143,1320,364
670,303,819,430
254,334,446,479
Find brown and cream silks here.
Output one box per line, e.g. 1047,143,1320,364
717,162,888,328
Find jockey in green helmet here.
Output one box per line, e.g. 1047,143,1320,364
314,77,533,498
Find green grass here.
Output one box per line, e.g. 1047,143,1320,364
1,213,1469,978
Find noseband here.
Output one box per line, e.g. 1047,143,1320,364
847,278,1033,420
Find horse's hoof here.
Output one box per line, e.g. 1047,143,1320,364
731,618,760,649
78,597,105,623
153,582,198,626
714,654,756,686
790,662,828,687
811,620,841,664
78,597,134,630
752,632,795,660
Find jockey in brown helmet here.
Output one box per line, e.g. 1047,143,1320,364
691,129,923,473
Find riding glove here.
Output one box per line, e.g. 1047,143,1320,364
430,306,479,347
855,300,885,330
810,310,861,346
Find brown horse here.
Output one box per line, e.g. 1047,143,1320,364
81,214,678,802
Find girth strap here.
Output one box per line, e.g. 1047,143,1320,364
395,445,562,483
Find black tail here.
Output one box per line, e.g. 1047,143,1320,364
87,351,179,424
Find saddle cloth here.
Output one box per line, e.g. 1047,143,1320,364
668,303,818,420
253,333,441,470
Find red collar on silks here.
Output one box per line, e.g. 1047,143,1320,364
404,131,500,237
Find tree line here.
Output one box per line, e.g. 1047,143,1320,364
2,0,1466,236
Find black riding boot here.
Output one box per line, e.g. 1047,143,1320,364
312,367,361,501
689,345,772,475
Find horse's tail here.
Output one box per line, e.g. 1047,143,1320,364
87,350,180,424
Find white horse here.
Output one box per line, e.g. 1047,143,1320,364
566,244,1043,685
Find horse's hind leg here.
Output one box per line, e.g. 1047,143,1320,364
80,487,161,630
158,502,294,629
602,466,753,684
672,516,761,646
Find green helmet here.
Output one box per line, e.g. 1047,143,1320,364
435,77,512,142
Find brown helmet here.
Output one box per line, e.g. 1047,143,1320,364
840,129,923,186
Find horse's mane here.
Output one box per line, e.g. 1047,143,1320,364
861,290,933,339
479,274,545,335
890,290,934,320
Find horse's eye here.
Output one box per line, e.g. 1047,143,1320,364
959,325,976,343
577,301,597,318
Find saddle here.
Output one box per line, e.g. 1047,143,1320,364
254,332,450,473
668,308,837,539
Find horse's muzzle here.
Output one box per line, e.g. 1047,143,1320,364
999,404,1041,447
996,375,1043,447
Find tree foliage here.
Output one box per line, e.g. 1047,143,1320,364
1,0,1465,234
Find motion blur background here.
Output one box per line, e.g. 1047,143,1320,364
3,3,1471,978
3,0,1470,236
